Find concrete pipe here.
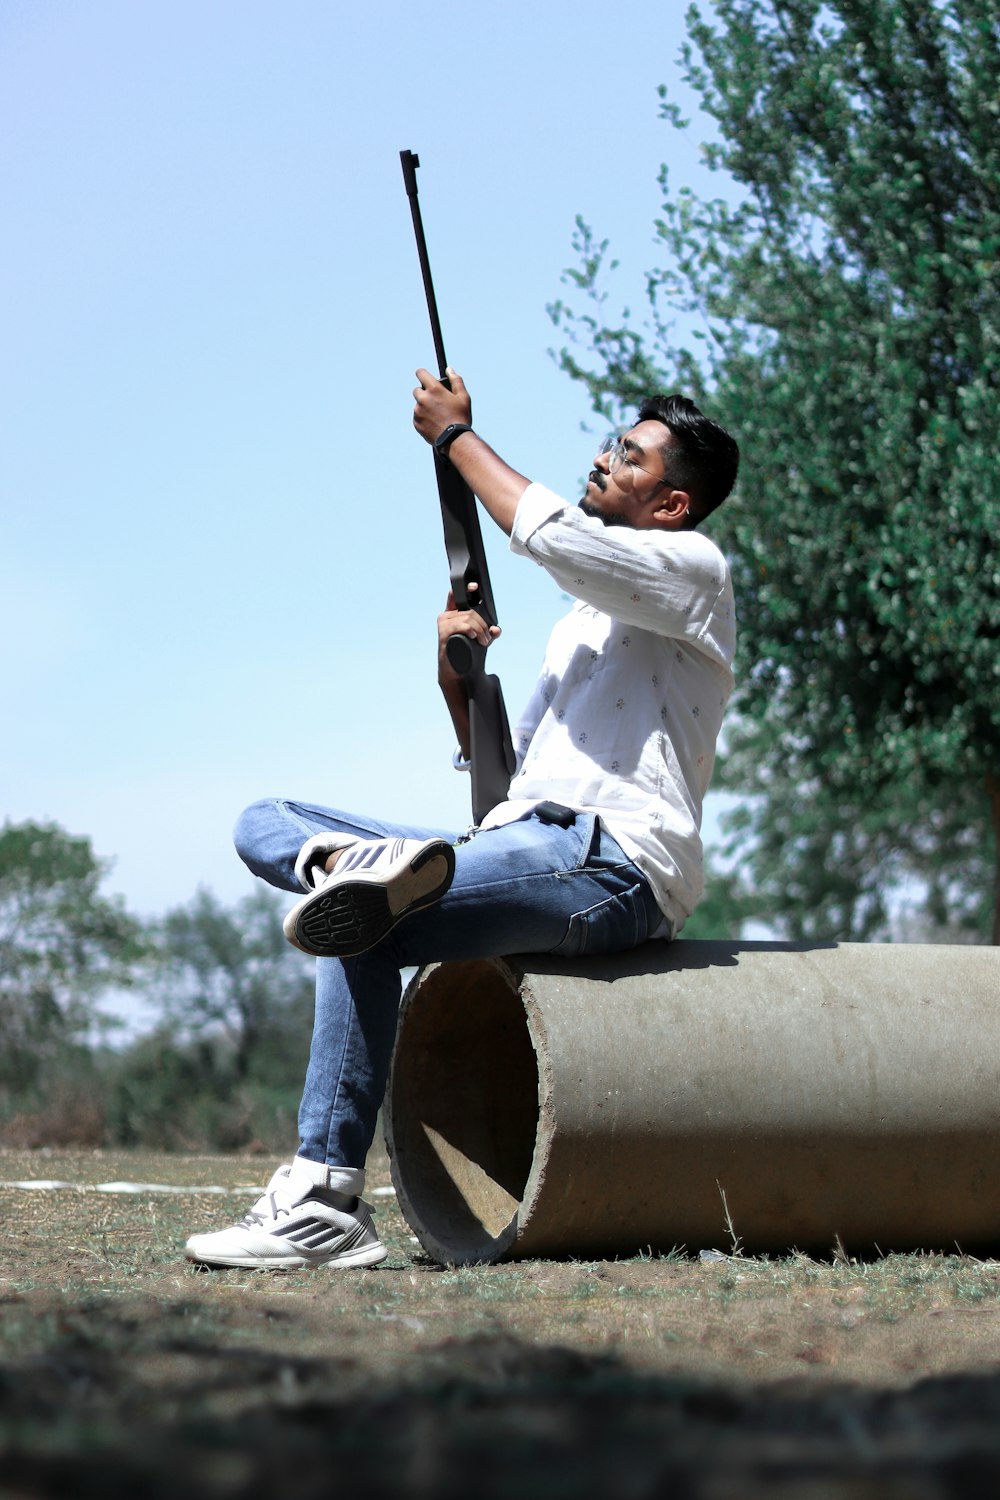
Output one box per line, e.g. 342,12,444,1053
383,941,1000,1265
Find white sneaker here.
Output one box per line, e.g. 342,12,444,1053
184,1161,387,1270
283,835,455,958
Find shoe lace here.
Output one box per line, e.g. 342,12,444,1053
237,1175,361,1231
240,1187,291,1229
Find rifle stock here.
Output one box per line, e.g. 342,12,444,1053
401,149,515,825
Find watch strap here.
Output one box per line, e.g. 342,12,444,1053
434,423,474,454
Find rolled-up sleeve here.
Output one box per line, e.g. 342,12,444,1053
510,482,734,665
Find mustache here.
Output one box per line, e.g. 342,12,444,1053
579,470,607,505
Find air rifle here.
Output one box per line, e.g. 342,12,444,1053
400,149,515,826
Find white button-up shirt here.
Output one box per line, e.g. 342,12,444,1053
479,482,737,934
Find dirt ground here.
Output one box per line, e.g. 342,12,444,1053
2,1146,1000,1497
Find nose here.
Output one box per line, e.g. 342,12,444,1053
593,445,611,474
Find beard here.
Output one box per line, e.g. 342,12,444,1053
578,470,635,529
578,496,634,529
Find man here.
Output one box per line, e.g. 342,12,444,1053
185,370,739,1270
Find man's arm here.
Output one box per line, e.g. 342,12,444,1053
437,587,500,761
412,368,530,536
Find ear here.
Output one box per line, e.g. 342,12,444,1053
650,487,691,530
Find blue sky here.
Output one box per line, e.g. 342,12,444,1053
3,1,735,918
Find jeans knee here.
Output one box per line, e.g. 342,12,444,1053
233,798,278,865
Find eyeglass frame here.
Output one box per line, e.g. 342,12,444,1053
599,434,669,489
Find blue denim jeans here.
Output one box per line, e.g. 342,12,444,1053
234,796,664,1169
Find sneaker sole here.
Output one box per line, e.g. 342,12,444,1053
186,1239,389,1271
286,840,455,958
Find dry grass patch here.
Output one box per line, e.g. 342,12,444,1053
3,1148,1000,1497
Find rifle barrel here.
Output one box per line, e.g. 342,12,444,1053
401,148,515,824
400,150,448,379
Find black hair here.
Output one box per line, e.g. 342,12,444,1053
637,394,739,527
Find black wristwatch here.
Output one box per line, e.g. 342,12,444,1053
434,423,474,455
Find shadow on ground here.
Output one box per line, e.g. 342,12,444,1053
2,1312,1000,1498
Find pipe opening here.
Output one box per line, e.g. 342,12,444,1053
387,961,538,1259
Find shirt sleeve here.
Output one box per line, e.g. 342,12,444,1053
510,481,734,659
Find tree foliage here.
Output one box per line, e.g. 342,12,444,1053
154,885,315,1081
678,856,764,939
0,820,145,1089
0,822,316,1150
111,885,316,1151
550,0,1000,940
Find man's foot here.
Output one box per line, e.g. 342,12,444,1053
185,1161,387,1270
283,835,455,958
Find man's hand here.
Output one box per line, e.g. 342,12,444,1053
413,366,529,536
437,586,499,763
437,585,500,687
413,367,472,445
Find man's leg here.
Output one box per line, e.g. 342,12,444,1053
187,804,659,1269
298,809,662,1171
232,796,458,893
184,796,463,1271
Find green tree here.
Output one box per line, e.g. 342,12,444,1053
678,856,763,939
0,820,145,1096
551,0,999,940
154,885,315,1081
108,884,316,1151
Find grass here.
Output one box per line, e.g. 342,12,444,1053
3,1146,1000,1496
4,1143,1000,1327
